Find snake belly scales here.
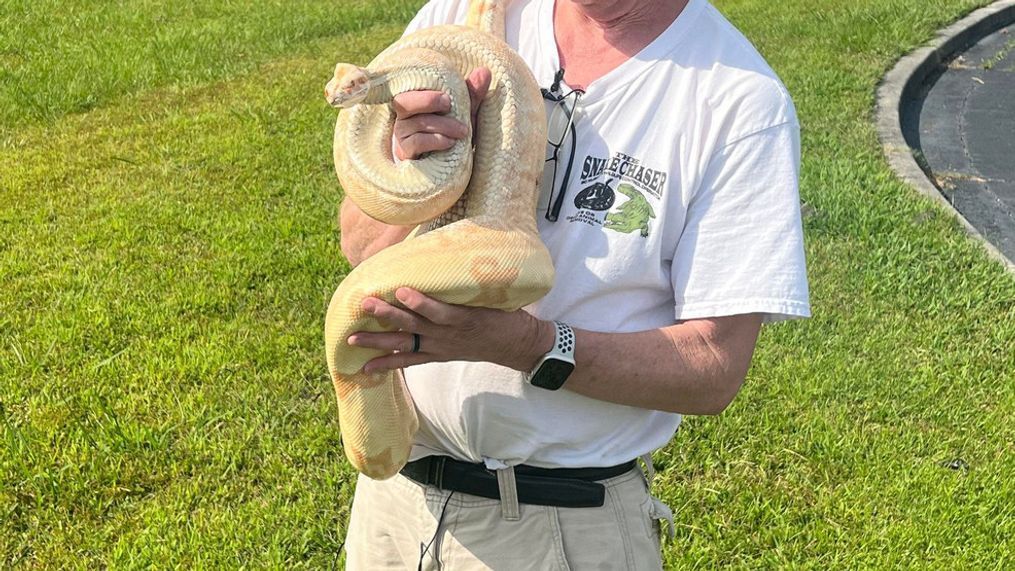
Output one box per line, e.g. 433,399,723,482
323,0,554,479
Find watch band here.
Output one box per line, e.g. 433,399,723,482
550,321,576,360
527,321,577,390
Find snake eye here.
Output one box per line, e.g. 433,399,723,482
339,70,370,97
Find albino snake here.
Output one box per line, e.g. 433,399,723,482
323,0,554,479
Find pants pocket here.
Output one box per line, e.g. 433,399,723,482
552,499,635,570
552,472,668,570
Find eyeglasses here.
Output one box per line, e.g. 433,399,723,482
541,70,584,222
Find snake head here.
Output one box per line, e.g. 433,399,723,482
325,64,371,108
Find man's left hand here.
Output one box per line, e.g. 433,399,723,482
347,288,551,374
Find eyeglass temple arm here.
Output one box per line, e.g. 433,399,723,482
547,121,578,221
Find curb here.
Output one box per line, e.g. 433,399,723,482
875,0,1015,273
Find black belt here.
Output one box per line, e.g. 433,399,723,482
400,456,637,508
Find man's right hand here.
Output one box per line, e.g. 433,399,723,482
392,68,491,160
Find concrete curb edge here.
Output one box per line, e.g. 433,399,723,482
875,0,1015,273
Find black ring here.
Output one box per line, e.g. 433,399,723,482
411,333,421,354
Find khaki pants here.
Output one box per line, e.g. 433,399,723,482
344,463,673,570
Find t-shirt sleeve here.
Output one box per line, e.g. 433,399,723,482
670,121,810,323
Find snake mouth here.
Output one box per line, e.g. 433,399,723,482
325,91,352,108
325,83,368,108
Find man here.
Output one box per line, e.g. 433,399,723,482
340,0,810,568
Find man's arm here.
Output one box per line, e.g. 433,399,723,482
559,313,762,414
339,200,413,267
347,288,763,416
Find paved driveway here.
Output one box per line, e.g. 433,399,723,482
909,24,1015,261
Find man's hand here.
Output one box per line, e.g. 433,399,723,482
393,68,491,160
347,288,552,373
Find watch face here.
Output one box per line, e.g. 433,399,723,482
531,359,575,391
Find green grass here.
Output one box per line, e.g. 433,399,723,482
2,0,1013,567
0,0,419,130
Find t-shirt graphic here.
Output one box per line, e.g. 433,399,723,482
569,151,664,237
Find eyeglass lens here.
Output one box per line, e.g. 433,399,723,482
547,92,578,148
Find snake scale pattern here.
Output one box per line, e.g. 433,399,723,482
323,0,554,479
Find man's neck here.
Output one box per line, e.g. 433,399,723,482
561,0,687,51
554,0,690,89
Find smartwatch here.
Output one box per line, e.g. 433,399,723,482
527,321,576,390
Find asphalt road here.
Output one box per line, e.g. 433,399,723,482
907,23,1015,261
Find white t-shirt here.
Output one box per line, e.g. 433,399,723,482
401,0,810,469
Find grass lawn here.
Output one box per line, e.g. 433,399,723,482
2,0,1013,567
